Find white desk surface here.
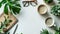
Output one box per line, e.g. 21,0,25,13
0,0,60,34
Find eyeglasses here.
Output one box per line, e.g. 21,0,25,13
23,1,37,7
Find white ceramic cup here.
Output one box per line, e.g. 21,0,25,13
45,17,56,27
38,4,48,15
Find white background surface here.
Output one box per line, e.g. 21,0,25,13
0,0,60,34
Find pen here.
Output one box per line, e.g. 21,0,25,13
13,24,18,34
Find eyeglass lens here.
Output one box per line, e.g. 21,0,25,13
23,1,29,7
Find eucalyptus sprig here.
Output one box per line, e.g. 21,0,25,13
0,0,21,15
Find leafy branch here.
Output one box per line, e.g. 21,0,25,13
0,16,12,33
51,5,60,16
51,0,60,16
0,0,21,15
55,27,60,34
40,27,60,34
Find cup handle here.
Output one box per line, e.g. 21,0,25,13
53,24,56,27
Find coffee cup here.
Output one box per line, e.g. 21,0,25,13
45,17,56,27
38,4,48,15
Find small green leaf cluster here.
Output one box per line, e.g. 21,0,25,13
51,5,60,16
44,0,53,4
50,0,60,16
40,27,60,34
0,16,12,33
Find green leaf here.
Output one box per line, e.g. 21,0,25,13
44,0,53,4
0,0,7,8
5,32,10,34
0,29,3,33
9,5,20,15
40,29,49,34
2,0,6,4
58,0,60,1
4,16,12,25
21,33,23,34
0,0,21,15
8,0,20,4
9,0,21,15
14,0,20,2
15,4,21,7
51,5,60,16
4,4,8,15
0,2,2,8
12,6,20,14
9,20,12,23
55,31,59,34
